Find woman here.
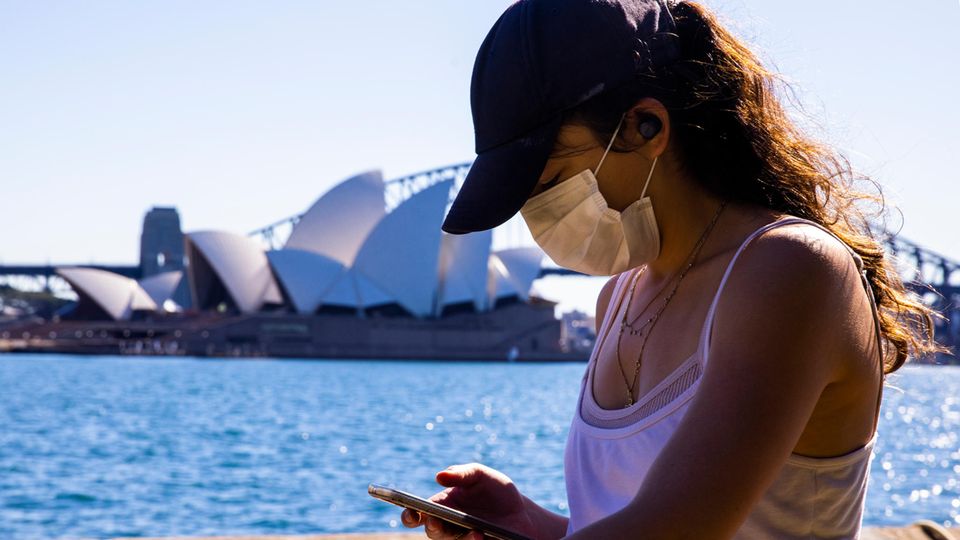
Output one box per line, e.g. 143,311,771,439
402,0,938,538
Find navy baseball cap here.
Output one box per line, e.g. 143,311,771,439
442,0,681,234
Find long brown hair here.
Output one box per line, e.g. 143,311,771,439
564,1,940,373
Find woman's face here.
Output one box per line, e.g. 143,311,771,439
530,117,661,212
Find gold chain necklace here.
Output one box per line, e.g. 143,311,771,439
615,202,726,407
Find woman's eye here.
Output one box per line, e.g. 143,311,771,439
530,173,562,197
543,172,562,188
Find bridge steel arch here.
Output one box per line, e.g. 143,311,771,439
887,236,960,353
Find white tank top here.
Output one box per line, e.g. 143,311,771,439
563,217,883,539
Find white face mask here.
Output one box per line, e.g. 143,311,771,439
520,115,660,276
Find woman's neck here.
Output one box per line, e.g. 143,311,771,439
644,181,725,279
644,183,774,281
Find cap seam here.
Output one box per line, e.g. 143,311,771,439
520,1,547,121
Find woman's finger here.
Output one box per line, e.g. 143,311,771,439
423,515,448,538
400,508,421,527
423,516,472,539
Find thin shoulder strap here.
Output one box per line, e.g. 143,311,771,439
697,218,804,355
598,271,633,339
697,217,885,428
585,270,639,381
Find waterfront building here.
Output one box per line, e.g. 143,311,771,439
31,171,572,360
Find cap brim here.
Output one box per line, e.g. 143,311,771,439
442,117,561,234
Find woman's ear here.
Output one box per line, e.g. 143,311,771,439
620,98,670,159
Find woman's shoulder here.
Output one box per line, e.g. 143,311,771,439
703,211,858,283
741,217,860,280
713,216,867,349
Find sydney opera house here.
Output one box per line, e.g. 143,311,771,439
17,169,582,361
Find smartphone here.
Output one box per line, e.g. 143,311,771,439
367,483,533,540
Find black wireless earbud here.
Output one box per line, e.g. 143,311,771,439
638,116,662,139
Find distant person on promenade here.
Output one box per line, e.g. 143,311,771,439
401,1,940,539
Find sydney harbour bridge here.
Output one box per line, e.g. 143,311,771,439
2,162,958,353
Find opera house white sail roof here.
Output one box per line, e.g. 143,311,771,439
212,172,543,318
59,169,546,320
437,229,493,314
488,248,544,303
283,170,386,266
185,231,283,314
265,249,347,315
139,270,184,308
351,179,452,317
56,267,158,321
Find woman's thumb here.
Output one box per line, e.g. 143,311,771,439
436,464,483,487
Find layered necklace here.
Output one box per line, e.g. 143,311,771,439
614,202,726,407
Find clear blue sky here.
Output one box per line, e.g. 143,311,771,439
1,1,958,311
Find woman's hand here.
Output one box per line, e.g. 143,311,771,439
399,463,539,540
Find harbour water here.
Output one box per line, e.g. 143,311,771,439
1,354,958,538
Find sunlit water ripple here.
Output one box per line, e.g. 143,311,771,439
0,354,957,538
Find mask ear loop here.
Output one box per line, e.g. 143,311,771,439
594,112,658,200
640,156,658,199
594,113,625,176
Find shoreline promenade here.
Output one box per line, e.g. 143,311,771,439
114,526,960,539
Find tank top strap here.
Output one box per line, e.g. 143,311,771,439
601,271,636,336
697,217,801,357
696,216,886,430
586,270,640,382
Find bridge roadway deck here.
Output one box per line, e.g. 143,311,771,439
0,264,140,279
0,264,572,280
